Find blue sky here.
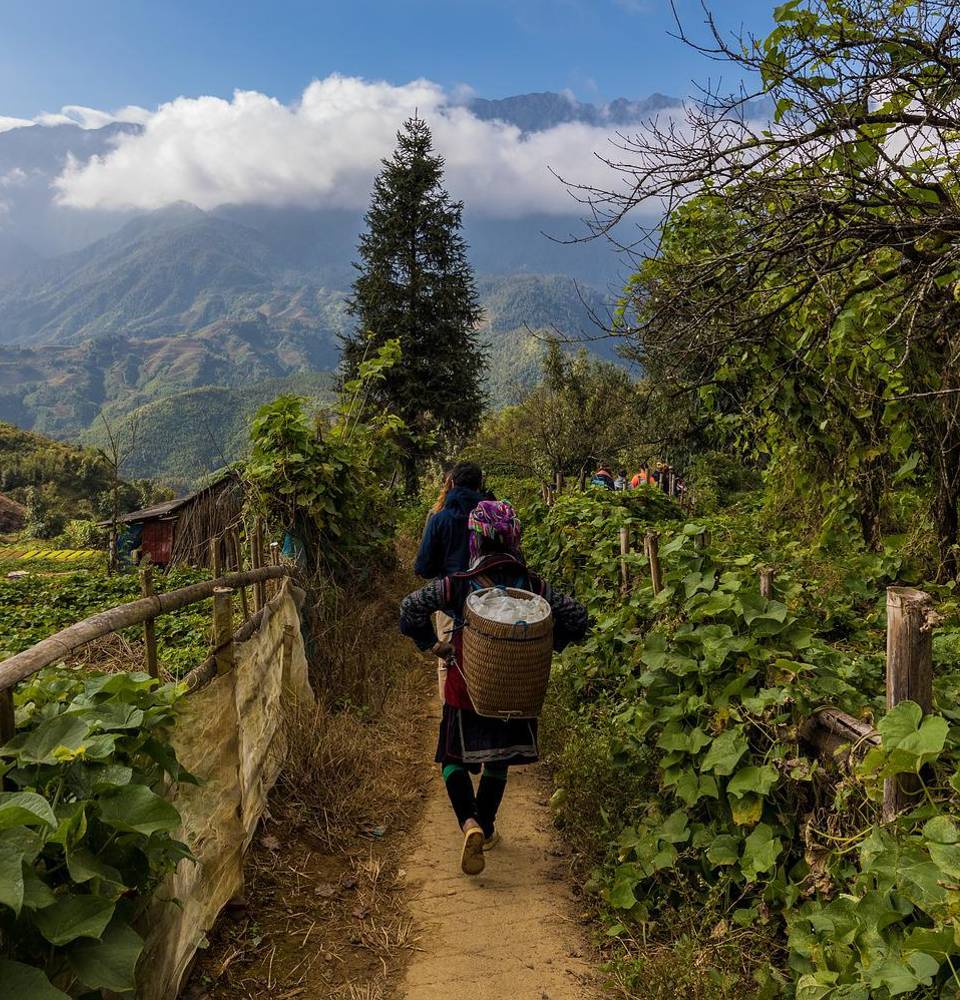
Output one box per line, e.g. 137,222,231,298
3,0,776,118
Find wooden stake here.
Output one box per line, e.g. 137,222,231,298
229,529,249,621
210,536,223,579
140,567,159,679
619,525,631,594
555,470,564,494
254,521,266,610
759,567,776,601
695,529,710,551
669,470,677,496
645,531,663,595
884,587,937,820
212,586,236,676
250,523,263,613
269,541,281,597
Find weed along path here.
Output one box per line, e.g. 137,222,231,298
399,702,596,1000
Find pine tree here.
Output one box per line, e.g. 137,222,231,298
341,115,485,491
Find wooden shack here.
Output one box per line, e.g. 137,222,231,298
0,492,27,533
116,473,245,568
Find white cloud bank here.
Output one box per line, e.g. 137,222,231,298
51,75,672,217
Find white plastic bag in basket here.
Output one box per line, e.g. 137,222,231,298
467,588,550,625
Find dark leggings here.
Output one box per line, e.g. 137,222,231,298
442,763,508,838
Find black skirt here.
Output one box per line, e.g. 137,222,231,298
434,703,539,769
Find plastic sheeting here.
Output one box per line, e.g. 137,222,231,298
137,583,313,999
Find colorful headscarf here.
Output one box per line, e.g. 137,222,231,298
468,500,522,560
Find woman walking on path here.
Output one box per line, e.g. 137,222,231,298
414,462,488,580
400,500,588,876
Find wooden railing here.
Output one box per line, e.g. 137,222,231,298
0,564,295,743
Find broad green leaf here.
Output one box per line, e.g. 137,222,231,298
0,791,57,831
700,727,748,776
727,765,779,799
68,920,143,992
97,784,180,836
706,835,740,866
657,724,711,754
923,816,959,844
740,823,782,880
17,715,92,764
66,848,126,891
0,842,25,914
0,960,70,999
22,866,56,910
32,893,115,946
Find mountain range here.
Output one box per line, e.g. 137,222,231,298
0,91,685,488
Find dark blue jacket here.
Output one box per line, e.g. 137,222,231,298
414,487,485,579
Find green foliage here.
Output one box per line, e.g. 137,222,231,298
526,488,960,998
0,670,191,997
341,115,485,488
247,341,405,576
468,341,642,481
0,423,113,518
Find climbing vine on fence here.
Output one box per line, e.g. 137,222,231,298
522,488,960,999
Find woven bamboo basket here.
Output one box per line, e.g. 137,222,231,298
461,587,554,719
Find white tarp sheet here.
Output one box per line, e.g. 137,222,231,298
137,584,313,999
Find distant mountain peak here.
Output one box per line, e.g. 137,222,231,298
466,91,682,132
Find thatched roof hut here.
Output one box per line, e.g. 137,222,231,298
115,472,245,568
0,492,27,533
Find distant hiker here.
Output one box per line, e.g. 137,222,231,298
660,464,671,494
399,500,587,876
415,462,486,579
614,469,628,491
590,465,615,491
630,468,648,489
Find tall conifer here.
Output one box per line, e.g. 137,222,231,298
342,115,485,491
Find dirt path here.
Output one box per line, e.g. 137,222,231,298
399,705,596,1000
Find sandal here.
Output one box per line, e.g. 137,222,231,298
460,827,485,875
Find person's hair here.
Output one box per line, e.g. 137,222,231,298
450,461,483,491
432,472,453,513
618,469,627,477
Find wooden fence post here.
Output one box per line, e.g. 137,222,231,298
759,567,776,601
250,523,263,613
695,529,710,551
212,587,236,676
577,469,587,492
229,528,249,621
555,470,564,494
669,470,677,496
884,586,936,821
619,526,631,594
645,531,663,595
140,567,159,679
210,536,223,579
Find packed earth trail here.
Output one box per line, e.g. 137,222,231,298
399,701,597,1000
